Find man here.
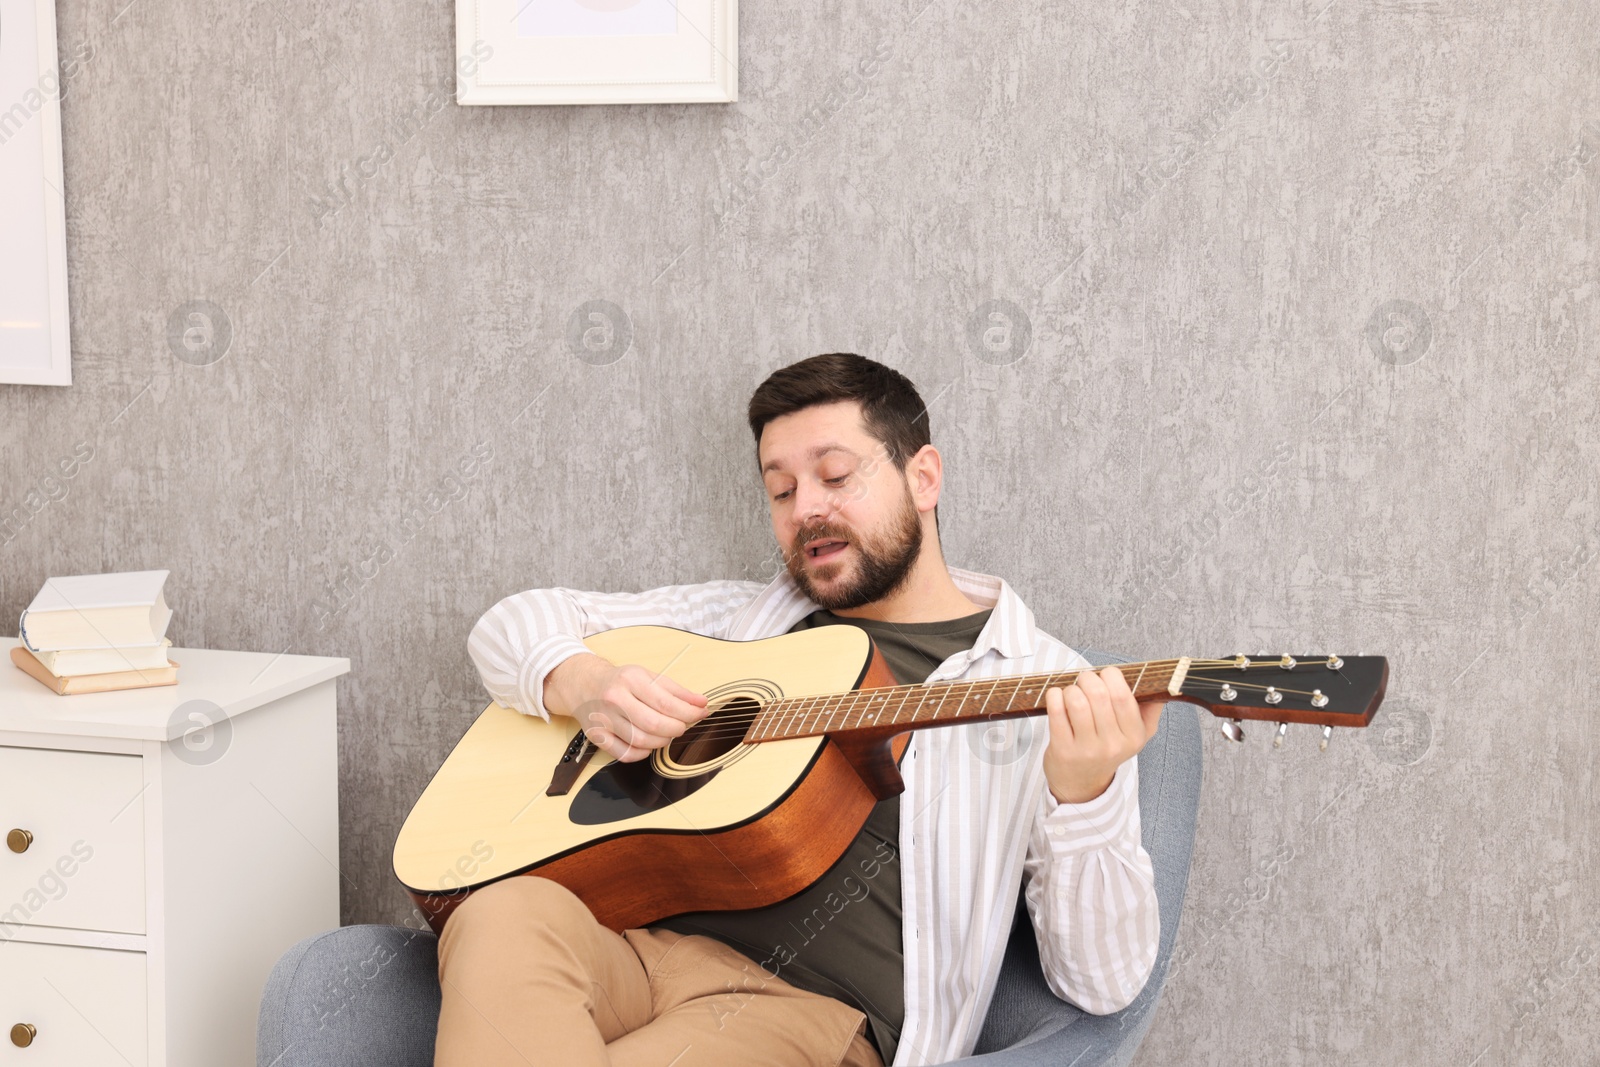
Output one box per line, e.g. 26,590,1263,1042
442,353,1162,1066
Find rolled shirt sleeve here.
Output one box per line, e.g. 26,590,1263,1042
465,579,766,720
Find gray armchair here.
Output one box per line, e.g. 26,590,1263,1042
258,649,1203,1066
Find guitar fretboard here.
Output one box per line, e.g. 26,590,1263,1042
745,660,1185,742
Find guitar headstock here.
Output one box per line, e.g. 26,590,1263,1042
1172,654,1389,749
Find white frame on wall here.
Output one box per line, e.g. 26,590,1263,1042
456,0,736,106
0,0,72,385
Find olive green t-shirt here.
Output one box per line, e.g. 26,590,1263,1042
652,606,994,1065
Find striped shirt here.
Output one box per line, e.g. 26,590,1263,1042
465,564,1160,1066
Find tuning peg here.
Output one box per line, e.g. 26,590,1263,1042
1325,655,1344,670
1319,725,1333,751
1279,655,1297,670
1273,722,1288,748
1221,718,1245,743
1218,683,1238,702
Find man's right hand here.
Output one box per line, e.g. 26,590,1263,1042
544,652,710,763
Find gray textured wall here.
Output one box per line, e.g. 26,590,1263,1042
3,0,1597,1062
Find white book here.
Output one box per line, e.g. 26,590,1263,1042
32,638,175,676
18,569,173,652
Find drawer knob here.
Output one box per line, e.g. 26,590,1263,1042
5,829,31,854
10,1023,36,1047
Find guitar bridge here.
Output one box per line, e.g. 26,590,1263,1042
546,728,598,796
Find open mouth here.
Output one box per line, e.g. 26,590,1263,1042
805,539,850,561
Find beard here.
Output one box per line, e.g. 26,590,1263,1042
784,482,925,612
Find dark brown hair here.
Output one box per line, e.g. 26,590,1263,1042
747,353,937,526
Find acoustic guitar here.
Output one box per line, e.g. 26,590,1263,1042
393,624,1387,933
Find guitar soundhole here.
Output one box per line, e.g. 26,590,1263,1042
668,696,760,767
567,679,780,826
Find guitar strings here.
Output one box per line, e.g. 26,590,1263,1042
642,668,1170,746
665,660,1356,745
670,672,1348,746
654,661,1190,745
642,661,1354,747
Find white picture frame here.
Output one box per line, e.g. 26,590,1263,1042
0,0,72,385
456,0,737,106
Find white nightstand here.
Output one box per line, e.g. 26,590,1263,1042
0,638,349,1066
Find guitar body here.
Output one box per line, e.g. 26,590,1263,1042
393,624,902,934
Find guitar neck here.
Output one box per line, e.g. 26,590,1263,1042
745,659,1189,742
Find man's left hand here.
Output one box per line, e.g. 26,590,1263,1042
1042,666,1164,804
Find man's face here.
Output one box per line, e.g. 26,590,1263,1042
757,400,926,611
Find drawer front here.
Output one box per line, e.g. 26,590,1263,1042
0,748,146,935
0,941,146,1065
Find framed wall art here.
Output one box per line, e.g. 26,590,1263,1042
456,0,737,106
0,0,74,385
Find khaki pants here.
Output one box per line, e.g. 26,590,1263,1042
435,876,885,1067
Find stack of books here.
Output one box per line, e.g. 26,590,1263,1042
11,569,179,695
